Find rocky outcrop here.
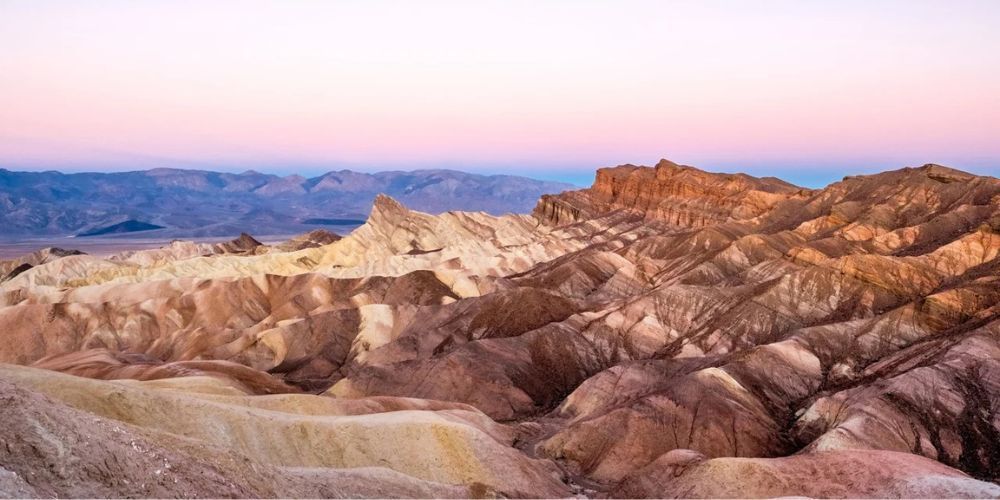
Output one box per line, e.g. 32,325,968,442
0,247,83,282
274,229,342,251
534,158,809,226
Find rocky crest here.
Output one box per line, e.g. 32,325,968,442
534,158,809,226
2,160,1000,498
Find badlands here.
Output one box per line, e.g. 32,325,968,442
2,159,1000,498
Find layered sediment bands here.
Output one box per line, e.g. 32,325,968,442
533,190,595,226
3,159,1000,497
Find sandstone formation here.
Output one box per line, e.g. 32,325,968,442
533,158,809,226
2,159,1000,498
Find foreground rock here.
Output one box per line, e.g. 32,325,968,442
0,364,568,498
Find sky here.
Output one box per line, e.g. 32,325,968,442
1,0,998,187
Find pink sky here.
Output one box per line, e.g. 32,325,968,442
1,1,998,185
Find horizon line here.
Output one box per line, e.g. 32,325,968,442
3,157,1000,191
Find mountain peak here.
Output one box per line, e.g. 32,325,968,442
369,194,410,226
914,163,976,183
234,232,262,247
373,193,406,210
654,158,683,170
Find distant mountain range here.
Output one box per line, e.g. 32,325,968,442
0,167,574,238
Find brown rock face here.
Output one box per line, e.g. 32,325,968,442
3,160,1000,498
534,158,809,226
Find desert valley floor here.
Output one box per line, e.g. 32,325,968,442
2,160,1000,498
